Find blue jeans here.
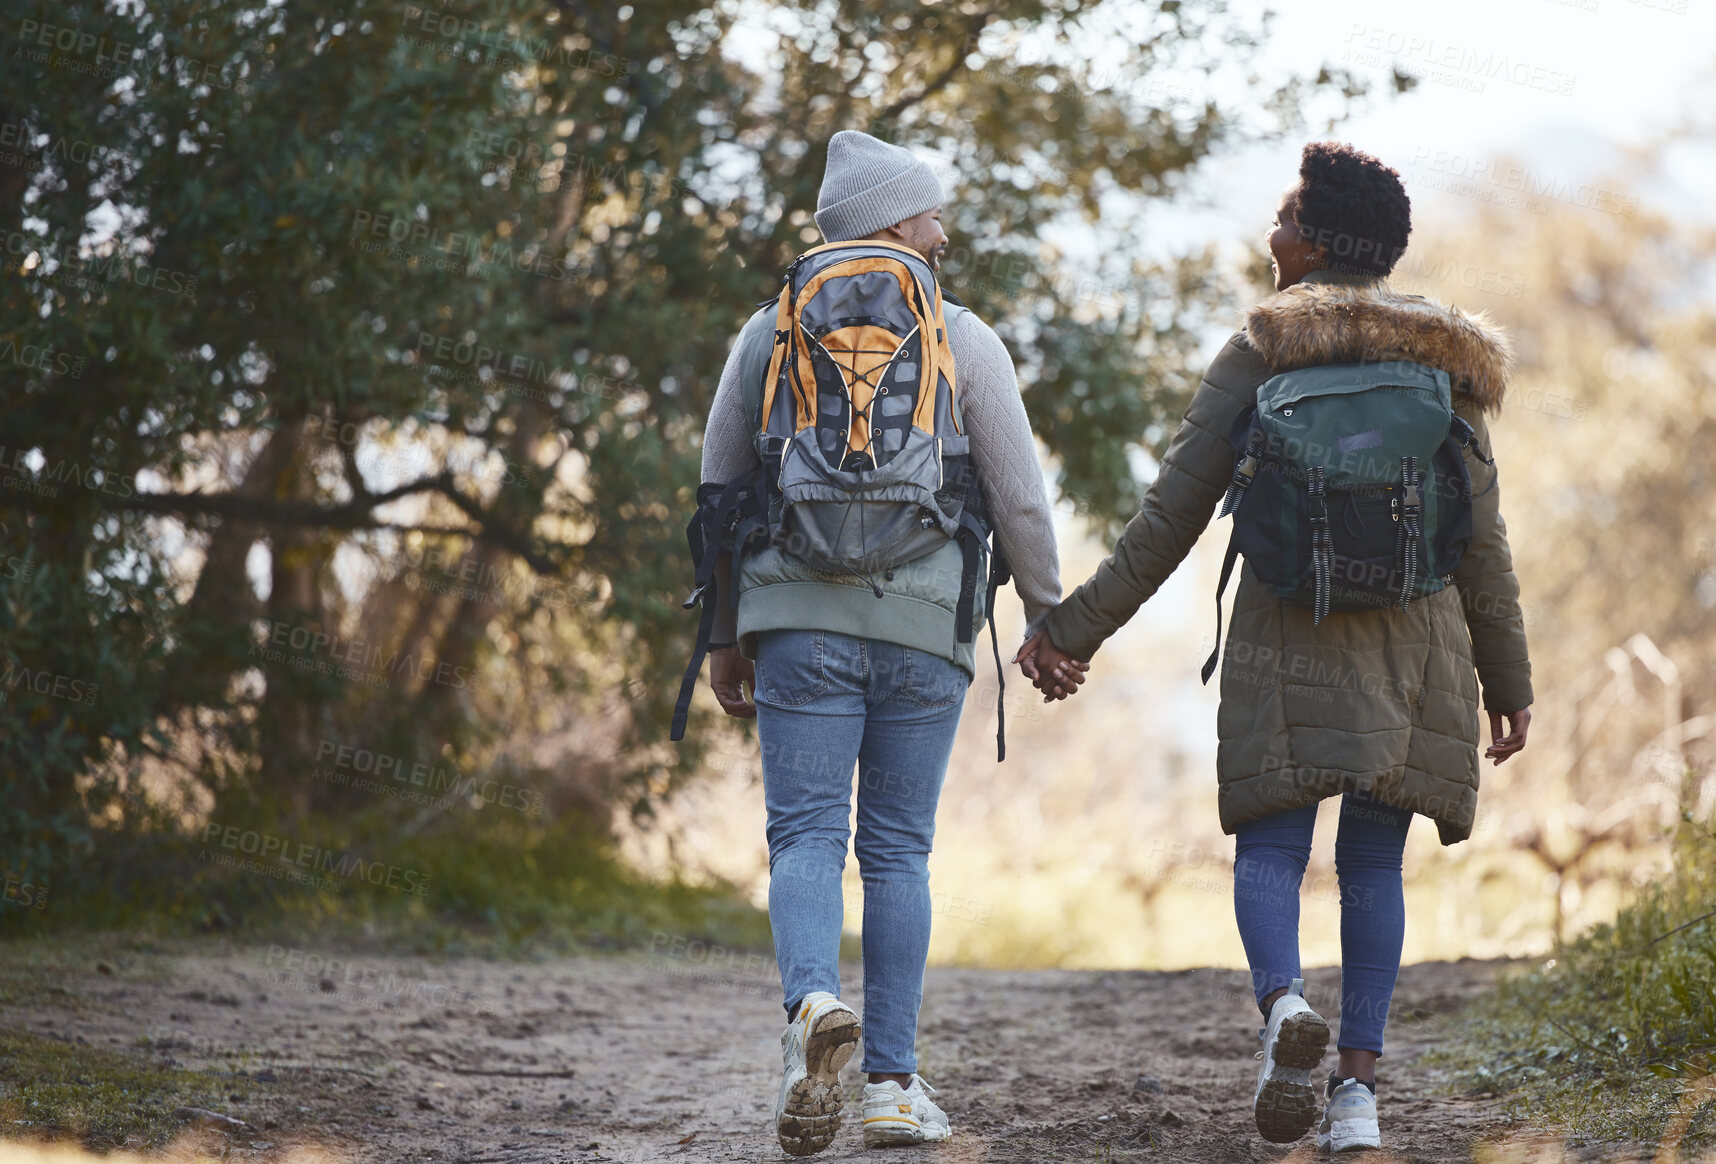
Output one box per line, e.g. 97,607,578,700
1232,790,1412,1056
754,629,967,1075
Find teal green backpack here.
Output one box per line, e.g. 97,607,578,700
1202,360,1490,683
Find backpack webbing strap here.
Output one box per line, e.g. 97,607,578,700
1200,530,1243,686
1203,426,1262,685
669,591,719,743
759,284,799,432
1396,456,1422,611
986,546,1011,763
1220,431,1264,518
953,511,986,645
1308,466,1333,625
670,477,749,742
1451,415,1494,466
951,506,1008,761
736,305,779,432
729,511,768,608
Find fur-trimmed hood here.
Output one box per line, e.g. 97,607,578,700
1244,279,1513,413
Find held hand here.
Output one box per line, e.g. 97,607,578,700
1013,631,1048,683
709,646,756,719
1043,651,1088,701
1485,706,1531,764
1013,631,1089,702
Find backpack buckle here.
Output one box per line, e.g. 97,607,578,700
1219,432,1266,519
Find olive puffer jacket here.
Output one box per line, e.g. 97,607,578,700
1043,270,1533,845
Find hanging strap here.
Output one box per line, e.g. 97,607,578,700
1308,466,1333,625
1220,431,1265,518
950,508,1009,760
669,594,719,743
986,546,1011,762
953,510,989,644
1396,456,1422,611
1450,414,1493,466
670,477,750,742
1201,431,1264,686
729,511,768,608
1200,530,1243,686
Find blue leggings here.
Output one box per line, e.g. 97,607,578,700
1232,791,1411,1056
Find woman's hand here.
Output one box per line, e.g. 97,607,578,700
1485,706,1531,764
1014,631,1090,702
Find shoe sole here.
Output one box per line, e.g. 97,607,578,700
1254,1009,1330,1144
862,1121,926,1148
1317,1118,1382,1152
863,1112,951,1147
778,1007,862,1157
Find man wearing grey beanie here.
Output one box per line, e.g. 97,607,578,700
694,130,1071,1155
812,129,949,253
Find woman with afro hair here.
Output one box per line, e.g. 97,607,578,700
1019,143,1534,1150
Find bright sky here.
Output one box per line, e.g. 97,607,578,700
726,0,1716,304
1148,0,1716,258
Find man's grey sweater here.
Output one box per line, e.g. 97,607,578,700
700,304,1061,659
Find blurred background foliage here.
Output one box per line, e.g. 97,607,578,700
0,0,1364,931
3,0,1715,1151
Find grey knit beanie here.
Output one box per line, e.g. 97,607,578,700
814,131,945,243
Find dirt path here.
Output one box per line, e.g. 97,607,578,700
2,944,1556,1162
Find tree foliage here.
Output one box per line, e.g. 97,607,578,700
0,0,1358,888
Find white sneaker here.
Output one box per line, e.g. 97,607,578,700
776,991,862,1156
861,1074,951,1147
1317,1076,1381,1152
1252,977,1330,1143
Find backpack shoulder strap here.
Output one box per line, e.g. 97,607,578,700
941,296,969,361
734,303,778,431
1200,529,1242,686
937,297,969,437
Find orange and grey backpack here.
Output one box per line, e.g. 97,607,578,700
671,240,1010,754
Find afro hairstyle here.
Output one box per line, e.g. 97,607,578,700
1290,142,1412,277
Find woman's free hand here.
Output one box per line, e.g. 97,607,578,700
1485,706,1531,764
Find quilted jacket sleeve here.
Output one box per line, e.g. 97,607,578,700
1450,406,1533,712
1042,333,1271,661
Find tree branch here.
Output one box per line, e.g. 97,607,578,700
872,8,995,125
113,474,560,573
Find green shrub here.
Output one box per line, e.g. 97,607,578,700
1437,783,1716,1146
0,798,774,960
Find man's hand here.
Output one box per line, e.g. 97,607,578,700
710,645,755,719
1013,631,1090,702
1485,706,1531,764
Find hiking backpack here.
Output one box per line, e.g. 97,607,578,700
671,240,1011,754
1201,359,1491,684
